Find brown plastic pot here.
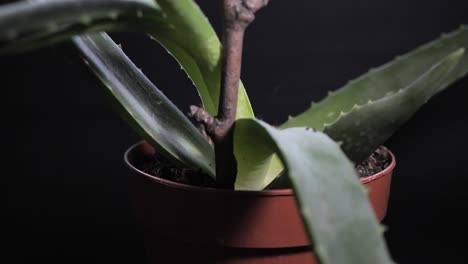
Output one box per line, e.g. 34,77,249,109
125,141,395,264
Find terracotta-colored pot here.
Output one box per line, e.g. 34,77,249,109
125,141,395,264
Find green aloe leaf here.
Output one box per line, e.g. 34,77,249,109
234,132,283,190
73,33,215,176
0,0,255,182
145,1,257,188
281,26,468,162
0,0,162,53
236,119,393,264
0,0,256,118
146,0,254,118
322,48,464,162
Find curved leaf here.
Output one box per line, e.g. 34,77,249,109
145,1,257,185
0,0,162,53
323,48,464,161
281,26,468,162
0,0,253,181
0,0,255,117
234,132,283,190
146,0,254,118
73,33,215,176
236,119,393,264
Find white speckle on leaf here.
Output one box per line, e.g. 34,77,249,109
137,10,143,18
80,15,92,25
109,11,118,20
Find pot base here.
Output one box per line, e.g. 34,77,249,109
143,234,316,264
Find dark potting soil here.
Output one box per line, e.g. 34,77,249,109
135,153,217,187
355,146,391,178
136,146,391,188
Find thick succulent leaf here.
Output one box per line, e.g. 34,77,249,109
146,0,254,118
0,0,162,53
236,119,393,264
0,0,255,182
234,132,284,190
147,0,257,185
73,33,215,176
324,49,464,161
281,26,468,162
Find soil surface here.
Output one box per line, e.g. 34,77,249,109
136,146,391,188
135,153,216,188
355,146,391,177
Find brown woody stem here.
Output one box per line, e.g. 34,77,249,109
191,0,269,189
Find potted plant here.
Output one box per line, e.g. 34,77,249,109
1,0,467,263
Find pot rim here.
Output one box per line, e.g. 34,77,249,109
124,141,396,196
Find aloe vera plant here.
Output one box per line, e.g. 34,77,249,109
2,0,468,263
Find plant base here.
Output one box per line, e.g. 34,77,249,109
125,141,395,264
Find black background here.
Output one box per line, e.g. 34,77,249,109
2,0,468,263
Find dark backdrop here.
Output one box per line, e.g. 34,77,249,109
2,1,468,263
